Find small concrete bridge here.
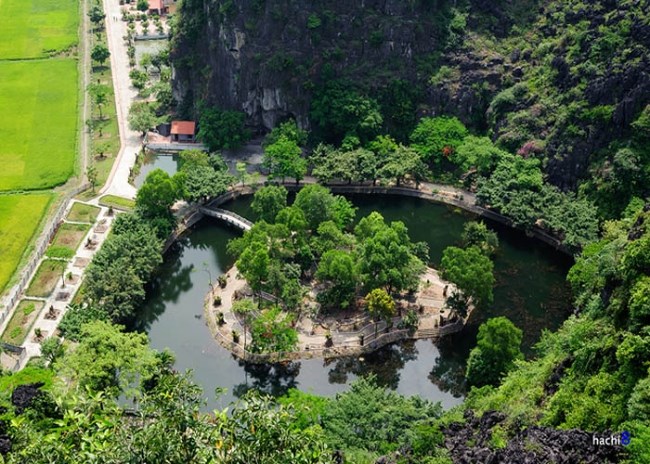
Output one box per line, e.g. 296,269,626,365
199,206,253,231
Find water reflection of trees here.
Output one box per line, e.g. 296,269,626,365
132,246,194,332
232,360,301,398
427,338,467,398
325,341,418,389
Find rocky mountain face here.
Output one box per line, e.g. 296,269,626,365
172,0,650,190
172,0,460,130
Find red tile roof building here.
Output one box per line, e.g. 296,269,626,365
170,120,196,142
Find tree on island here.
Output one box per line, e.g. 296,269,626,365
237,241,270,307
230,186,425,315
250,307,298,353
294,184,357,230
316,250,358,310
440,245,495,312
461,221,499,256
232,298,256,355
251,185,288,223
465,317,523,387
355,212,426,295
366,288,396,338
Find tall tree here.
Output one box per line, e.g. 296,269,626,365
251,185,288,223
263,135,306,183
316,250,358,309
91,44,110,66
365,288,396,322
88,83,109,120
465,317,523,387
128,101,158,136
355,212,425,294
441,245,495,309
56,320,158,397
198,107,250,151
237,241,270,304
136,168,178,220
410,116,468,165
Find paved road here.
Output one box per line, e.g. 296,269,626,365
99,0,139,199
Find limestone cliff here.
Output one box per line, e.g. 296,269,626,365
172,0,650,191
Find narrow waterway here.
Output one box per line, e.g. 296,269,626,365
134,189,573,410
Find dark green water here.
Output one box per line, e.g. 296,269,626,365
135,193,573,410
134,154,179,188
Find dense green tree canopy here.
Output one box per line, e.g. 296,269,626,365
56,320,159,396
316,249,358,309
440,245,495,308
355,212,426,294
294,184,356,230
136,168,178,220
262,135,307,183
197,107,250,151
465,317,523,387
410,116,469,164
251,185,289,223
84,213,162,323
311,82,383,144
173,150,233,203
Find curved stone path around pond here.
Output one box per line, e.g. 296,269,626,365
198,176,569,255
203,264,466,363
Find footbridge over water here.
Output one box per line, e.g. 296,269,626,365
199,206,253,231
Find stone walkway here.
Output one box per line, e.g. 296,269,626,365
204,264,461,362
0,199,114,369
99,0,140,200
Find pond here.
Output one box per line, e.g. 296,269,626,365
134,194,573,410
133,153,179,188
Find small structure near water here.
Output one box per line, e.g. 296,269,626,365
170,120,196,143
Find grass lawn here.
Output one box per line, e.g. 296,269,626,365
0,366,54,391
25,259,66,298
0,59,78,191
49,222,90,253
1,300,44,345
66,203,100,223
0,0,79,60
0,193,53,293
99,195,135,211
67,202,101,223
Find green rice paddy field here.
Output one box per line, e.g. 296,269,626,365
0,194,53,292
0,59,79,192
0,0,79,60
